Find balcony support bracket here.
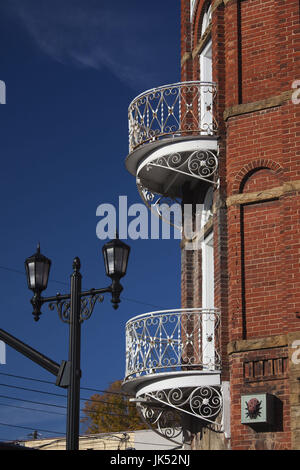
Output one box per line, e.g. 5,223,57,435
135,146,218,227
132,385,223,445
142,149,218,186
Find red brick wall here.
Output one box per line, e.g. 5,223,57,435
181,0,193,81
240,0,279,103
180,0,300,450
229,347,291,450
242,199,282,338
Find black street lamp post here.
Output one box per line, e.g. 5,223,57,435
22,237,130,451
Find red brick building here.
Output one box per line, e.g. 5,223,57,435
122,0,300,450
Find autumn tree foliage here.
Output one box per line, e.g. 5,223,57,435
81,380,146,433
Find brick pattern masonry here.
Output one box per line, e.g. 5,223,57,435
180,0,300,450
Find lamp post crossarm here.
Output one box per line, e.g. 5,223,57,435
79,286,112,298
37,286,113,324
40,285,112,304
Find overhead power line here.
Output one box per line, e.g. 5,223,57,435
0,264,164,309
0,371,132,397
0,265,68,287
0,421,65,436
0,394,66,409
0,395,133,420
0,401,65,416
0,382,136,408
0,394,137,420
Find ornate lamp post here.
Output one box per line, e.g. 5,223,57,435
24,237,130,450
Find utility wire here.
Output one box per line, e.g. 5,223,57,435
0,382,136,408
0,264,164,309
0,401,66,416
0,265,68,287
0,421,66,436
0,396,134,421
0,371,132,397
0,401,137,422
0,394,137,421
0,394,66,409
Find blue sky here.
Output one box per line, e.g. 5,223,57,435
0,0,181,442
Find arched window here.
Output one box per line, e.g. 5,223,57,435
201,3,212,37
190,0,197,21
199,3,213,133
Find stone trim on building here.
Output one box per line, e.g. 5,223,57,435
223,90,294,121
227,334,288,355
227,180,300,207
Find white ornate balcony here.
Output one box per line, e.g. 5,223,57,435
125,81,219,212
124,308,221,382
122,308,225,442
128,81,217,152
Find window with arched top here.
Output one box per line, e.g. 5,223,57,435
190,0,197,21
201,3,212,37
198,2,213,133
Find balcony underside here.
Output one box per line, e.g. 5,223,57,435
123,372,223,444
126,136,218,201
122,369,221,396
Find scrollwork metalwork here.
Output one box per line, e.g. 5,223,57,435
146,149,218,184
134,384,223,444
79,294,104,323
49,298,71,324
137,181,182,230
128,81,218,152
136,401,183,445
48,293,104,324
125,308,221,381
188,150,218,179
144,385,223,429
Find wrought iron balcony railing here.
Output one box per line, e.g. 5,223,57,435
128,81,218,152
125,308,221,381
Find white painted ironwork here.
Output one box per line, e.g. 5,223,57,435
134,142,219,230
133,383,223,441
136,181,182,231
144,149,218,183
128,81,217,153
125,308,221,382
145,386,222,427
135,399,183,445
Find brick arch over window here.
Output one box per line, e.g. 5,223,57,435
237,161,284,340
231,159,284,195
193,0,212,46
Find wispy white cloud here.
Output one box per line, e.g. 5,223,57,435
4,0,177,89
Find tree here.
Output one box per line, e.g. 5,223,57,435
81,380,146,433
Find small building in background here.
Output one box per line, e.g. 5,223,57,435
21,429,183,451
